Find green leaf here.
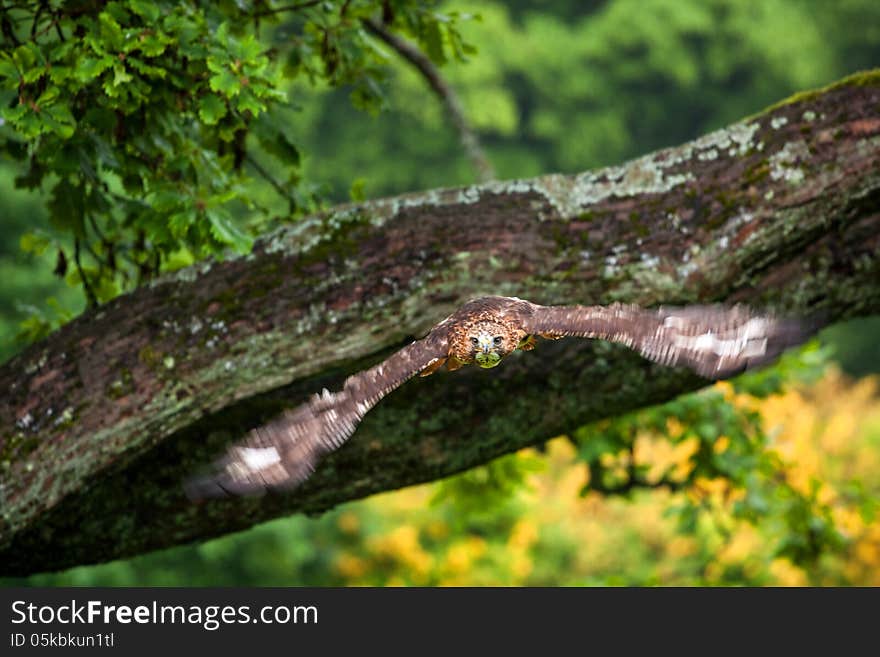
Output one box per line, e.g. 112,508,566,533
75,56,114,82
214,22,230,46
164,247,196,271
252,117,300,165
233,34,264,62
48,65,73,84
168,211,195,240
147,189,183,213
128,57,167,78
36,86,60,106
349,178,367,202
13,157,45,188
48,179,86,235
236,91,266,116
0,54,20,81
198,94,227,125
422,20,446,65
17,314,54,345
695,422,718,443
162,12,202,55
112,64,132,87
20,232,51,256
98,12,125,51
129,0,161,22
12,44,40,80
139,34,169,58
576,434,617,463
103,1,131,23
242,55,269,79
93,272,121,303
208,63,241,97
44,104,77,139
206,209,253,253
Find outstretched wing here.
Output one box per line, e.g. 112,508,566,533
521,302,814,379
185,330,448,499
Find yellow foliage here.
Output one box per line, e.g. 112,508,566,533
769,558,808,587
690,476,730,504
508,519,538,551
667,536,697,559
335,553,368,580
634,434,698,483
425,519,450,541
441,537,488,578
716,524,761,564
331,368,880,586
367,526,434,583
337,512,360,535
752,368,880,582
510,553,533,580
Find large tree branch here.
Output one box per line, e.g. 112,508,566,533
2,71,879,575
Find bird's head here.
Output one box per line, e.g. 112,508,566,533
467,322,516,368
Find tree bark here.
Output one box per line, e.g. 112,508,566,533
2,71,880,576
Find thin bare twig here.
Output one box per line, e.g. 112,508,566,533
74,237,99,308
30,0,44,40
53,13,64,42
363,17,496,183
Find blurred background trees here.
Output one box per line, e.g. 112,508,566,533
1,0,879,585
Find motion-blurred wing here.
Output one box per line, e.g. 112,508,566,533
185,331,448,499
523,302,814,379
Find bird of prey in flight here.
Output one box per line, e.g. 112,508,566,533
185,296,811,499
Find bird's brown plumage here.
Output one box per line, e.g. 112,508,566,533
185,296,814,499
445,296,530,365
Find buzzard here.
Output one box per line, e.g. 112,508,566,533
185,296,811,499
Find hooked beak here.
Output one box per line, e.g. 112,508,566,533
474,334,502,368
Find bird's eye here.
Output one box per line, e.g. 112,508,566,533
493,336,503,346
471,337,479,346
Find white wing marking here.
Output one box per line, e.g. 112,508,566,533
671,317,770,360
238,446,282,470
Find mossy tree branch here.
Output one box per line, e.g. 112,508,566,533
2,71,880,575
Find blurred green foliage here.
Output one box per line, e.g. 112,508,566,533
1,0,879,585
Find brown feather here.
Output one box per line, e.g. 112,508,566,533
185,329,448,498
520,301,814,379
444,296,531,362
186,295,814,499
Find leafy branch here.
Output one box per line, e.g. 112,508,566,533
0,1,472,341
